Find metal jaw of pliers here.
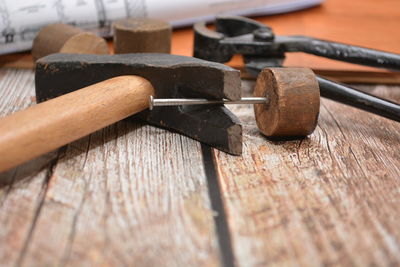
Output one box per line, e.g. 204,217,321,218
194,15,400,122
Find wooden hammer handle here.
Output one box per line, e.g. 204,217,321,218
0,75,154,172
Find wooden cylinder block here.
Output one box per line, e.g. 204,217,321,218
32,23,109,60
113,18,172,54
253,68,320,137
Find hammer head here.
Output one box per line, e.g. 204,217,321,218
35,53,243,155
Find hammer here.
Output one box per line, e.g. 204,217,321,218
0,53,320,172
0,53,241,172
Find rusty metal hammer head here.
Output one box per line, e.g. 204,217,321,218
35,53,243,154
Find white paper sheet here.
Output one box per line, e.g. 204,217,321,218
0,0,323,55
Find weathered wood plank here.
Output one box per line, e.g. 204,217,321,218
214,82,400,266
2,66,400,266
18,123,221,267
0,68,221,266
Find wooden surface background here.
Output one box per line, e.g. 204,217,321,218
1,0,400,265
0,68,399,266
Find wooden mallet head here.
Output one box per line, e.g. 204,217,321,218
253,68,320,137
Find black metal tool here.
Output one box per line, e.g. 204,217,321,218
193,15,400,122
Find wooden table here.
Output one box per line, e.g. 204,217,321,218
0,67,399,266
1,0,400,265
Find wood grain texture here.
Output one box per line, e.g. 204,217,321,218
254,68,320,137
1,67,399,266
0,68,221,266
113,19,171,54
214,81,400,266
0,68,59,266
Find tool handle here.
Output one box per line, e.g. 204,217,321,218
0,75,154,172
317,77,400,122
287,36,400,71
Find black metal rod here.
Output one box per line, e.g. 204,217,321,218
317,77,400,122
289,37,400,71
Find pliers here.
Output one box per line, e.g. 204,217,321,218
194,15,400,122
